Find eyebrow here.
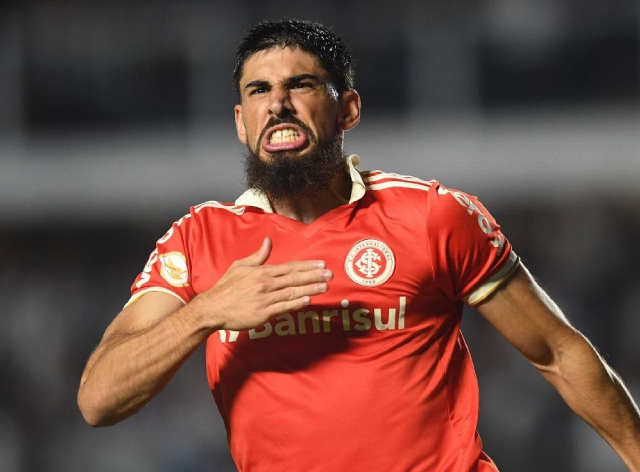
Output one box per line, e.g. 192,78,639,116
286,74,322,85
243,74,323,91
244,79,270,91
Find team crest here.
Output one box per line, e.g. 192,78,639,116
159,252,190,287
345,239,395,287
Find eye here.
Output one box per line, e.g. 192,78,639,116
249,87,267,96
291,82,312,90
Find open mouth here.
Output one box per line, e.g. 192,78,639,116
262,123,309,153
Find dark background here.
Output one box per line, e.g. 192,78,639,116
1,1,639,471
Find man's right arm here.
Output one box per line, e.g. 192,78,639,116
77,237,332,426
78,291,201,426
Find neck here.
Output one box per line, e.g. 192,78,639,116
270,171,352,224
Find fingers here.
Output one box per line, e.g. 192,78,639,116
264,259,327,277
266,296,313,318
265,281,330,316
261,272,331,317
239,244,328,281
226,240,335,318
236,238,328,276
272,281,328,304
266,268,333,292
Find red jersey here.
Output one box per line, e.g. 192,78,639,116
129,155,519,472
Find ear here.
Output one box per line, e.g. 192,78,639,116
337,90,361,132
234,104,247,144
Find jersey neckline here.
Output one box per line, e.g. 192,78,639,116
234,154,366,213
257,201,358,237
234,154,366,237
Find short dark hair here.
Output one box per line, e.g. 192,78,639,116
233,19,355,99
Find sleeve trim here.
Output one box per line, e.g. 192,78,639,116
124,287,188,309
465,252,520,306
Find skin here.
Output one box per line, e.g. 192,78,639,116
235,46,360,223
477,265,640,471
78,45,640,470
78,47,360,425
78,238,333,425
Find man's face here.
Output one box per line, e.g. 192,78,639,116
234,46,342,162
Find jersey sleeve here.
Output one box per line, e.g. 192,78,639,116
426,183,520,306
126,211,198,308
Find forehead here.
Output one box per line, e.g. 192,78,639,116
239,46,330,85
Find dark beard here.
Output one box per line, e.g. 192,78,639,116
244,133,347,204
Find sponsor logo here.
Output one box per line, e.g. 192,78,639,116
159,251,189,287
218,297,407,343
344,239,395,287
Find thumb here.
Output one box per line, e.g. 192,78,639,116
241,237,272,267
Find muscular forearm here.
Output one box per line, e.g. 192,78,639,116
540,332,640,470
78,240,331,427
78,302,212,427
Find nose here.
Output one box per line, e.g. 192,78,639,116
268,85,294,118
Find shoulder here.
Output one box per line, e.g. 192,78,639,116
179,200,250,226
424,183,509,267
359,170,479,220
191,200,247,217
423,183,499,231
156,200,248,243
360,170,474,207
361,170,437,195
359,170,491,223
359,170,437,216
360,170,472,213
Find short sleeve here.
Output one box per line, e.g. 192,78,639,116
126,211,198,308
426,183,519,305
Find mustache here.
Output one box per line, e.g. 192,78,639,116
258,116,315,146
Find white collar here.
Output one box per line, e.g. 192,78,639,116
234,154,366,213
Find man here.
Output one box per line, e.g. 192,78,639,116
78,19,640,472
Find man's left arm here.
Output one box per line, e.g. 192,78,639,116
475,263,640,471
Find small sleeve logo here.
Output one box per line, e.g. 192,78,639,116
159,252,190,287
345,239,395,287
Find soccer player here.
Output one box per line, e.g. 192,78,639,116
78,19,640,472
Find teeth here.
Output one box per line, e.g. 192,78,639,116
270,128,299,144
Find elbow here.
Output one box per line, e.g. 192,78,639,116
533,331,593,381
77,385,118,427
525,343,560,377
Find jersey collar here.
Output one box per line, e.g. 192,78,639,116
234,154,366,213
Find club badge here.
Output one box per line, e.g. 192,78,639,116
345,239,395,287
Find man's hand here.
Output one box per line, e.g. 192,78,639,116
191,237,333,331
78,237,332,426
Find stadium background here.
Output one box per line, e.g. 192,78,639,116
0,1,638,471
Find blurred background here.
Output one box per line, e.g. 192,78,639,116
1,1,639,471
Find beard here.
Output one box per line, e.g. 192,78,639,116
244,128,347,204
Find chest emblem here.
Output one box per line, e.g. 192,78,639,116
345,239,395,287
